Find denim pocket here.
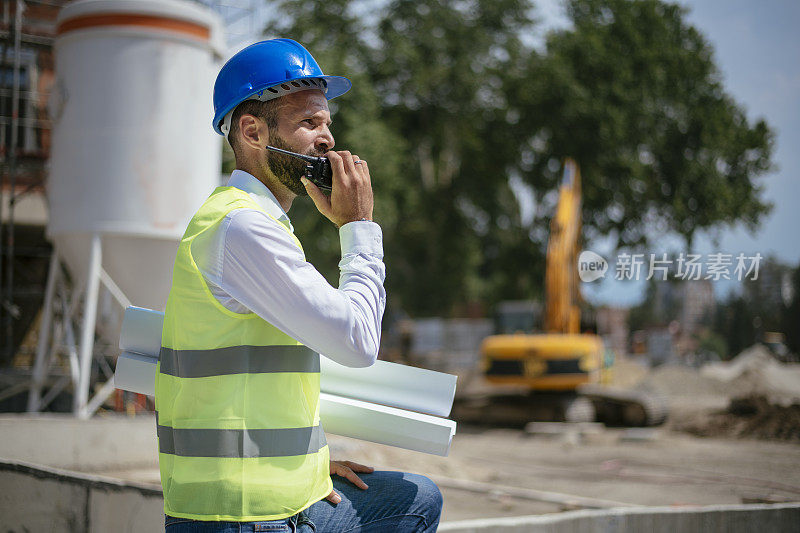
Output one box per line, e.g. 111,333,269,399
164,515,196,528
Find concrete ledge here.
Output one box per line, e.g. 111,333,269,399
438,503,800,532
4,457,799,532
0,459,163,532
0,413,158,470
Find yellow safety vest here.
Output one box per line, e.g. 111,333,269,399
155,186,332,522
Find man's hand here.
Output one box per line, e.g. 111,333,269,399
325,460,374,505
302,151,373,227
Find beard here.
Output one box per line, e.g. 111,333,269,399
266,134,325,196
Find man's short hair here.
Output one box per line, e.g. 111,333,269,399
227,98,282,158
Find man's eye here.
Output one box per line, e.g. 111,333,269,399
303,119,315,125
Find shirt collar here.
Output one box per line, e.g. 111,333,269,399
227,169,294,232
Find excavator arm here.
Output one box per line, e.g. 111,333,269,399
544,158,583,335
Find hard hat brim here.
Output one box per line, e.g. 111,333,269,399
213,74,352,136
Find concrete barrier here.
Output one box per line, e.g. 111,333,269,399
0,459,163,532
438,504,800,533
0,414,162,531
0,414,158,471
3,457,799,532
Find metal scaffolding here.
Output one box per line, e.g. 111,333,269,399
0,0,72,410
1,0,267,416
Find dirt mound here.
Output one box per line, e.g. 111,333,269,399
634,345,800,409
636,364,731,399
673,394,800,442
701,344,800,403
643,347,800,438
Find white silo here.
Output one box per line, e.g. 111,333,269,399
29,0,225,417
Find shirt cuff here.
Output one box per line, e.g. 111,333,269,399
339,220,383,257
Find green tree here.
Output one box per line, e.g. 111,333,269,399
369,0,538,315
514,0,774,249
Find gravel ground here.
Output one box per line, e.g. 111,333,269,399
330,428,800,521
101,428,800,523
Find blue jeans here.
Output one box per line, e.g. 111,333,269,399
164,471,443,532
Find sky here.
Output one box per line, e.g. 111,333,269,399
534,0,800,306
684,0,800,263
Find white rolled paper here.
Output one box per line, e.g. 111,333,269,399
119,306,164,356
114,351,157,396
320,357,457,417
319,393,456,457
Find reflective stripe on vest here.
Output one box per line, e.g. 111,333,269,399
159,345,319,378
157,422,327,458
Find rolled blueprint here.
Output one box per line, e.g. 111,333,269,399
119,306,164,358
119,306,457,416
320,357,456,417
319,393,456,457
114,351,157,396
114,352,457,455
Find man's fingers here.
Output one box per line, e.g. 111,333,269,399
326,150,346,185
358,159,370,182
301,177,331,214
342,468,369,490
350,155,361,175
342,460,374,473
339,150,356,183
325,489,341,505
316,148,373,226
339,465,369,490
332,461,369,490
351,155,368,180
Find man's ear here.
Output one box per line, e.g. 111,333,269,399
239,114,269,150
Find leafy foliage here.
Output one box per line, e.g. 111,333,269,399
522,0,774,249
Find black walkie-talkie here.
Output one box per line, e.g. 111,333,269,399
266,145,332,193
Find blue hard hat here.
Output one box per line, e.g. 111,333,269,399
212,38,351,136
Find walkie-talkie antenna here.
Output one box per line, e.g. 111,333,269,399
265,145,318,163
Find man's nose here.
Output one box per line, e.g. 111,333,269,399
315,126,334,152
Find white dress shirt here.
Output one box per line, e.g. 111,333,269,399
191,170,386,368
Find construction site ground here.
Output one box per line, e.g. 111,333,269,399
97,428,800,522
5,346,799,524
89,347,800,522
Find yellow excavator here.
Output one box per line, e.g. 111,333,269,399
479,160,667,426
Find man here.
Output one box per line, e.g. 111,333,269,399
155,38,443,532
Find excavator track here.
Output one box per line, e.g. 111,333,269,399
578,384,668,426
452,388,668,427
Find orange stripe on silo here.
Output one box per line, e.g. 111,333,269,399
56,14,210,41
